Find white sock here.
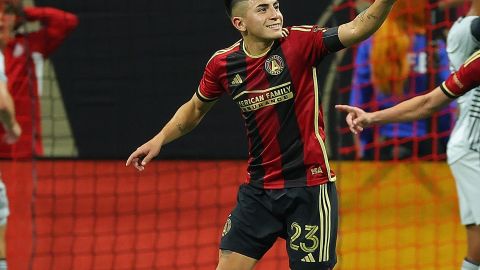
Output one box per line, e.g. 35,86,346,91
461,259,479,270
0,259,7,270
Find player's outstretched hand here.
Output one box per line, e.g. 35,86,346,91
126,138,162,171
3,121,21,144
335,105,373,134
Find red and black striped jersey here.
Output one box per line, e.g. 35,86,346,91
197,25,344,189
441,50,480,98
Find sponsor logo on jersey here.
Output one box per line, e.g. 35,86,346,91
235,82,293,112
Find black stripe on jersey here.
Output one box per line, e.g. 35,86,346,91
265,42,307,188
226,48,266,186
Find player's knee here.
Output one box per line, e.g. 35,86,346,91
216,250,256,270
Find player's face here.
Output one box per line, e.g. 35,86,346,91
242,0,283,41
0,4,7,46
0,3,15,46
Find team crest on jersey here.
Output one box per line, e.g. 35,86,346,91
222,216,232,237
265,55,285,76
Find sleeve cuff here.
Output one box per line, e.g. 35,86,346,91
323,27,345,53
439,82,458,99
196,88,219,103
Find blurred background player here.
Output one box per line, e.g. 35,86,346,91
445,0,480,269
349,0,452,160
338,49,480,270
439,0,472,17
0,0,78,158
0,2,21,269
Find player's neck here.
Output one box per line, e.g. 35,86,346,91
467,1,480,16
243,37,274,57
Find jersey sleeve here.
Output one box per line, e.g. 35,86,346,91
289,25,345,66
24,7,79,57
440,51,480,98
196,55,224,102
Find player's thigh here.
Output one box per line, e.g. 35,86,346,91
285,183,338,270
220,184,283,260
449,151,480,225
0,223,5,257
216,250,257,270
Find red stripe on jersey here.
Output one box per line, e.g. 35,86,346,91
281,39,335,186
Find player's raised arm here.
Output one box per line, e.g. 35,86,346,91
0,80,21,144
336,87,451,134
126,94,216,171
338,0,396,48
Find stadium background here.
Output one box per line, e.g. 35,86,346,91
0,0,465,269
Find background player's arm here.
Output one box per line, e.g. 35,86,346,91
338,0,396,47
20,6,79,56
336,87,451,134
0,80,21,144
126,94,216,171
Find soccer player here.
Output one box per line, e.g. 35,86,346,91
337,49,480,270
446,2,480,269
0,3,21,269
127,0,397,269
0,1,78,158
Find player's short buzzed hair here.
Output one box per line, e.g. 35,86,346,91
224,0,248,17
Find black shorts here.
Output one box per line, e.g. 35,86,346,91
220,182,338,270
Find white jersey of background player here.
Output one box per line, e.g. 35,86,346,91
446,5,480,270
0,51,9,270
0,49,21,270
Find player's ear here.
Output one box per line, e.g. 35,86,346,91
232,16,246,32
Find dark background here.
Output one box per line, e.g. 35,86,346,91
35,0,347,159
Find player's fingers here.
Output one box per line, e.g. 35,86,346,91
126,149,144,166
126,154,135,166
346,113,355,127
346,114,359,134
134,158,145,171
351,118,365,134
349,126,358,135
352,117,367,128
141,151,157,166
132,158,140,169
335,104,356,114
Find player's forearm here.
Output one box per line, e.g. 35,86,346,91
438,0,465,10
0,83,17,131
153,101,205,146
339,0,395,47
24,7,79,30
370,91,446,125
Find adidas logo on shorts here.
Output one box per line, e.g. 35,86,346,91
301,253,316,263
